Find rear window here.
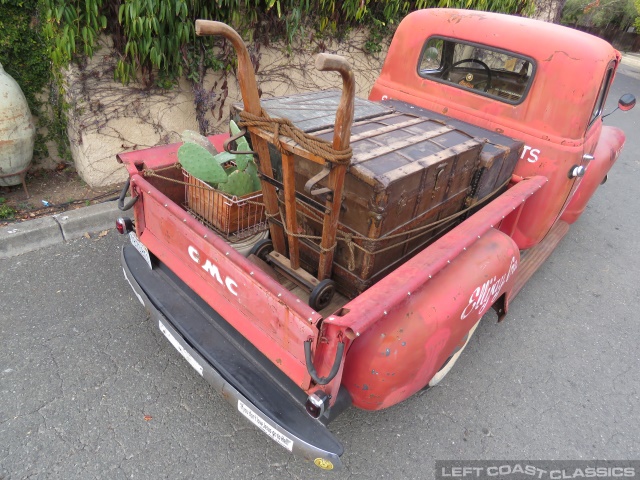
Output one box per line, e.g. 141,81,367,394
418,37,535,104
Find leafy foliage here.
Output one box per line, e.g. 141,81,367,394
40,0,537,89
0,197,16,219
0,0,49,113
41,0,107,69
562,0,638,30
0,0,69,161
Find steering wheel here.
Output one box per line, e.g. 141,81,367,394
442,58,492,92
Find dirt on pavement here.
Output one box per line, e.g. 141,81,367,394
0,165,123,225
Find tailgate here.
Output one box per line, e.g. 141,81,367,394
130,172,323,390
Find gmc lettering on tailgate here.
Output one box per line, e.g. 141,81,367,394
188,245,238,296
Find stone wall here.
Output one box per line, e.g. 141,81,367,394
65,33,388,187
532,0,565,23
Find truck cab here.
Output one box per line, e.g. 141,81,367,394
369,9,627,248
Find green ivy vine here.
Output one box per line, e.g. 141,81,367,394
0,0,70,162
41,0,537,89
1,0,537,148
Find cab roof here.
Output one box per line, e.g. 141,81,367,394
374,9,621,143
402,9,615,64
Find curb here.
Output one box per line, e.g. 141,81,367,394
0,200,122,259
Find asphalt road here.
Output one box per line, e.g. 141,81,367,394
1,74,639,480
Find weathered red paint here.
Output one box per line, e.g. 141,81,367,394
116,133,229,174
318,177,544,406
127,171,322,390
327,176,547,336
561,126,626,223
369,9,623,249
119,9,629,418
342,228,519,409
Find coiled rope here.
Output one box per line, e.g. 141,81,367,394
239,109,352,165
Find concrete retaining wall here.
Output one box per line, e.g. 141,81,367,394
65,32,387,187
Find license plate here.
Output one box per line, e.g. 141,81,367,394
158,320,203,376
238,400,294,451
129,232,152,269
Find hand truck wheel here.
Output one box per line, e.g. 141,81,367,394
309,279,336,311
249,239,274,262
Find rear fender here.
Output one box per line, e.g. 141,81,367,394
328,176,547,410
340,228,520,410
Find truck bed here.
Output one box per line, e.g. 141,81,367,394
117,93,540,470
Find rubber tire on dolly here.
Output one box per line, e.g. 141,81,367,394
309,279,336,311
249,239,273,262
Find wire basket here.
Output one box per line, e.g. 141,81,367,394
183,171,267,241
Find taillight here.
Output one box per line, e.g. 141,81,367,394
305,390,330,419
116,217,134,234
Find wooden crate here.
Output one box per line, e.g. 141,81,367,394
287,111,485,297
232,91,521,296
184,172,266,239
386,100,524,205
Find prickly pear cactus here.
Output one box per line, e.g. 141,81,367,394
178,143,228,185
229,119,242,137
179,121,261,195
228,120,252,171
218,170,255,197
235,152,253,171
245,159,262,192
181,130,218,155
213,151,236,165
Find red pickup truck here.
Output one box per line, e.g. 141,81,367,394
116,9,634,470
